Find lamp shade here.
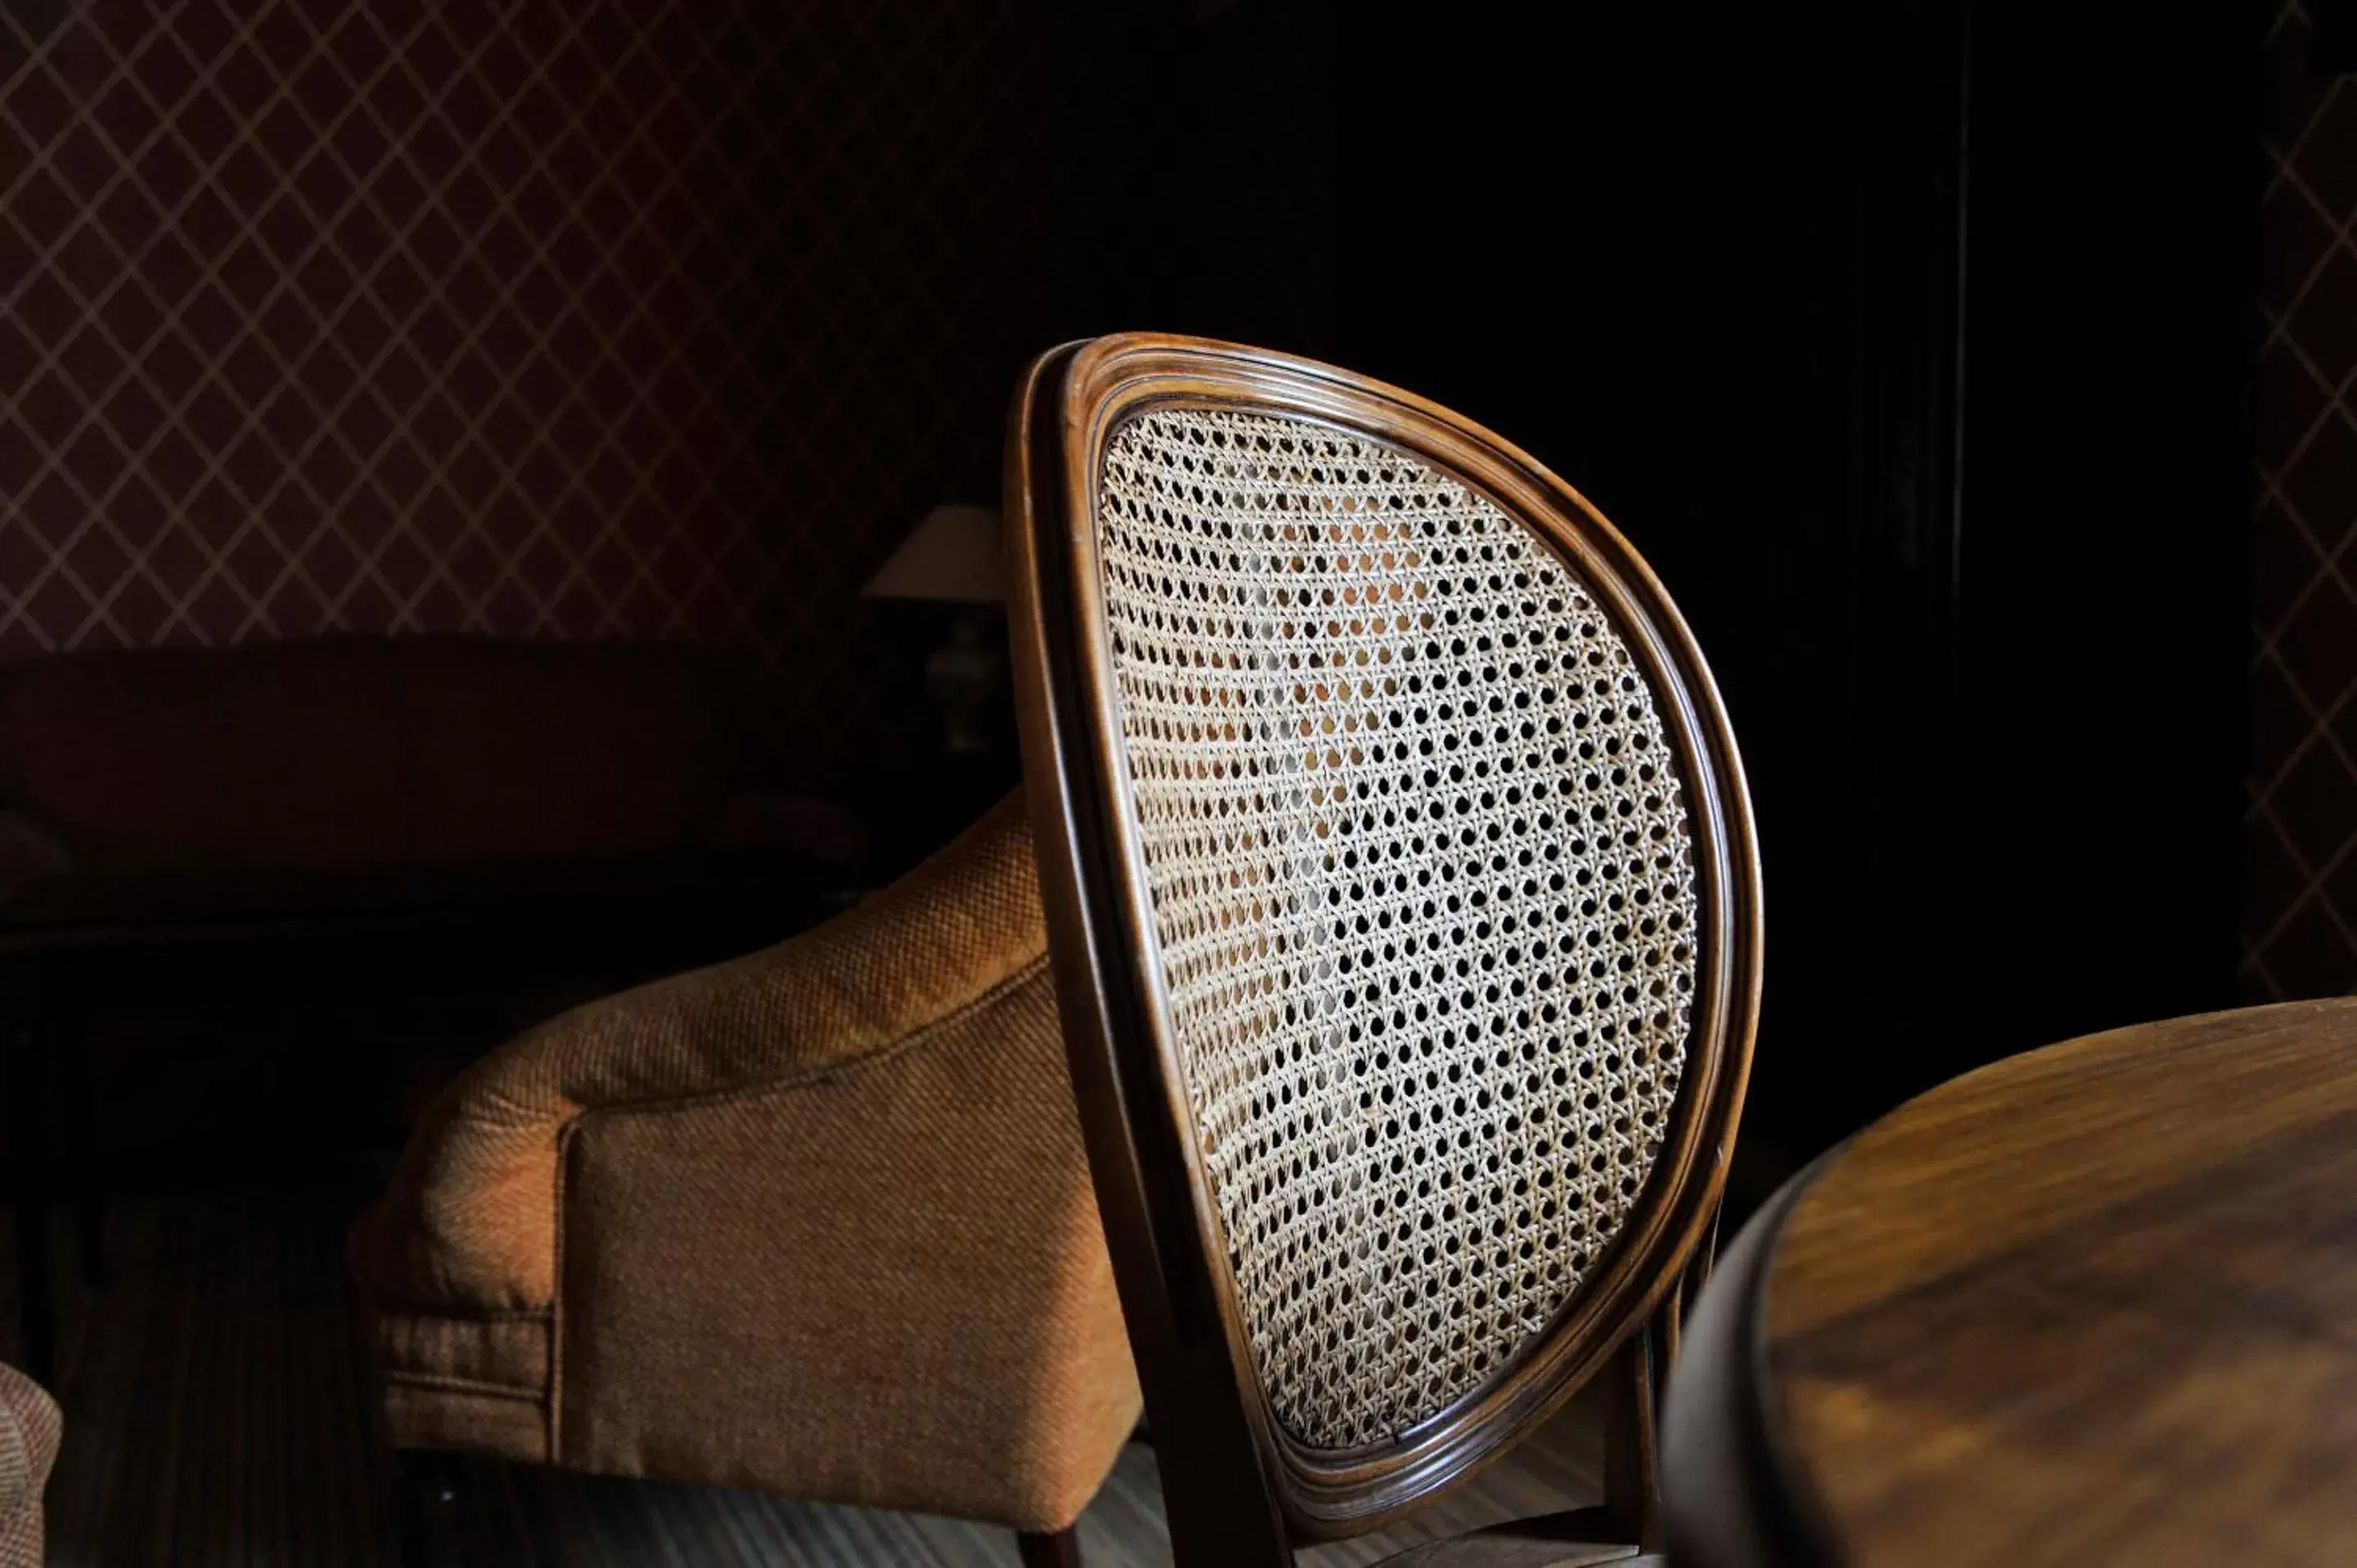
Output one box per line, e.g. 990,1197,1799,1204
863,504,1005,605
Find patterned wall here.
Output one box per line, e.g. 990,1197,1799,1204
0,0,1334,768
2247,1,2357,996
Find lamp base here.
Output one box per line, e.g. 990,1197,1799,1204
927,613,1009,755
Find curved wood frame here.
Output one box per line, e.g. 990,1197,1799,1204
1007,334,1762,1557
1658,1159,1842,1568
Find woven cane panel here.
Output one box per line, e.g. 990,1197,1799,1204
1094,405,1700,1449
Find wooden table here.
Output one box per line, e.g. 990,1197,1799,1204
1664,999,2357,1568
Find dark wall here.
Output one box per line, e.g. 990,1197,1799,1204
1328,2,2258,1167
0,0,1334,769
2246,0,2357,998
1941,7,2257,1061
3,0,2269,1158
1330,5,1919,1172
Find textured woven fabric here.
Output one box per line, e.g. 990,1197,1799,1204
34,1186,1607,1567
1095,406,1700,1449
0,1362,60,1568
350,797,1140,1529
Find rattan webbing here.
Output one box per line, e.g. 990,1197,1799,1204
1093,405,1700,1450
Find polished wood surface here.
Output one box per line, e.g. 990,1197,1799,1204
1746,1000,2357,1566
1007,334,1761,1564
1368,1507,1647,1566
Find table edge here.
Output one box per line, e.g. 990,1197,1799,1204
1663,1151,1845,1568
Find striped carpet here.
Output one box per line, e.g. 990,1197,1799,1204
19,1183,1606,1566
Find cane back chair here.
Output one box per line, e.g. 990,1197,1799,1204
1005,335,1761,1566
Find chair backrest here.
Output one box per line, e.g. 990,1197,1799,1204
1007,335,1760,1561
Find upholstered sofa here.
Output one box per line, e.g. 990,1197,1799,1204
0,635,868,1386
0,635,858,890
348,798,1141,1557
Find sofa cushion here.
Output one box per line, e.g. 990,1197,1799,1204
386,638,738,861
0,640,405,873
0,637,759,875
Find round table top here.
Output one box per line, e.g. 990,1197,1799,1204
1755,999,2357,1567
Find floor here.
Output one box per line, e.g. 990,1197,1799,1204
14,1181,1607,1566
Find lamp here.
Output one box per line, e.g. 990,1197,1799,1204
864,505,1008,754
863,504,1004,606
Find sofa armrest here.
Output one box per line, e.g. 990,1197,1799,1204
550,948,1136,1526
349,791,1142,1525
349,791,1048,1313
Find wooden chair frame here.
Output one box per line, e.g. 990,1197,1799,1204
1006,334,1761,1564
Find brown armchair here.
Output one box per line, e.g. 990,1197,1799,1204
349,798,1140,1560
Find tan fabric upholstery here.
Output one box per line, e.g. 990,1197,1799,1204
350,796,1141,1531
0,1361,61,1568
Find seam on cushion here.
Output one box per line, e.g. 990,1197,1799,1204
366,1301,553,1322
566,952,1051,1129
381,1372,547,1401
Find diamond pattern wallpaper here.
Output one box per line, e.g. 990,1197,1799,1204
2247,1,2357,997
0,0,1334,768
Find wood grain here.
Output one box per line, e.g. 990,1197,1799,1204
1763,998,2357,1567
1368,1506,1647,1566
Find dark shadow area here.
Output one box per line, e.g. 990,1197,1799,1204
0,0,2309,1559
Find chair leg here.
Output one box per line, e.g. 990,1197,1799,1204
1016,1526,1083,1567
395,1449,466,1568
1602,1322,1664,1554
